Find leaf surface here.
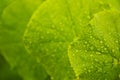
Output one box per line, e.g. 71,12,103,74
68,10,120,80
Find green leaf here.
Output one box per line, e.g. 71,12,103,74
23,0,112,80
0,0,15,18
0,52,22,80
0,0,49,80
68,10,120,80
24,0,76,80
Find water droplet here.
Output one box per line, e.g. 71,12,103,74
54,49,57,52
90,46,94,50
103,38,106,41
84,68,87,70
45,48,48,52
96,52,101,54
87,15,91,19
51,77,54,80
86,44,90,47
36,57,40,63
52,54,55,57
98,68,102,72
112,49,115,52
90,54,93,57
88,69,91,72
90,35,93,38
101,46,104,49
59,41,62,44
95,59,98,62
116,47,119,50
100,41,103,44
59,22,63,25
79,50,82,52
79,20,82,23
91,62,94,65
60,28,64,31
113,59,118,66
115,40,118,43
85,50,87,52
84,41,88,44
72,53,75,56
64,17,67,21
41,36,44,39
104,48,107,51
29,40,32,44
105,60,108,63
54,36,57,39
84,11,88,14
83,45,86,48
51,25,55,28
101,50,104,53
0,21,2,25
77,77,79,80
91,66,94,68
76,50,79,53
105,78,107,80
46,31,50,34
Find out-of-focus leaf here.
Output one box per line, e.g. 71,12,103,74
0,52,23,80
0,0,49,80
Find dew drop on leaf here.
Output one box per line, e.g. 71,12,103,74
94,59,98,62
51,25,55,28
115,40,118,43
60,28,64,31
36,57,40,63
96,52,101,55
100,40,103,44
41,36,44,39
90,35,93,38
98,67,102,72
84,68,87,71
90,46,94,50
76,50,79,53
84,41,88,44
46,31,50,34
84,50,87,53
87,15,91,19
105,78,108,80
72,53,75,56
119,74,120,78
112,49,115,53
88,70,91,72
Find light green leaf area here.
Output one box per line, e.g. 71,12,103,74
68,10,120,80
0,0,21,80
23,0,112,80
0,0,49,80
